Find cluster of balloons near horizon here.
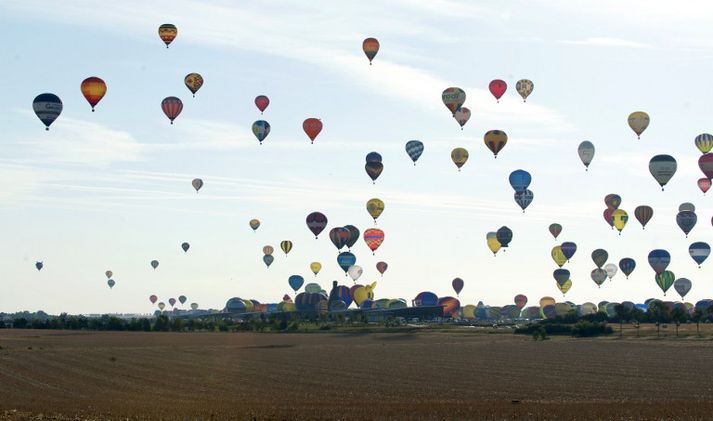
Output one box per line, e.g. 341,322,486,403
549,238,577,295
149,294,194,311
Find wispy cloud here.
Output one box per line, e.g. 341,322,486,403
560,37,652,49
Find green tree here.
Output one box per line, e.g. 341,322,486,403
614,304,631,338
691,309,705,337
648,301,670,338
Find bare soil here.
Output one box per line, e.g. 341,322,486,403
1,329,712,420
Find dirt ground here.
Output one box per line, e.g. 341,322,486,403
1,329,712,420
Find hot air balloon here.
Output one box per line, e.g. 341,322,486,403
405,140,424,165
698,178,711,194
452,278,464,296
591,269,607,287
178,295,187,305
553,269,570,285
366,152,382,163
509,170,531,192
496,226,513,248
158,302,165,311
366,198,385,223
263,255,274,268
611,209,628,234
304,283,322,294
254,95,270,113
484,130,508,158
161,97,182,124
344,225,360,250
514,190,534,212
649,155,677,190
628,111,649,139
578,141,595,170
182,242,190,252
695,133,713,154
438,296,461,317
329,227,350,251
158,24,177,48
35,261,43,271
676,210,697,237
250,219,261,232
689,242,710,267
252,120,270,145
105,271,113,279
263,245,274,256
354,282,377,306
515,79,534,102
365,162,383,184
337,252,357,274
442,87,466,115
454,107,471,129
648,249,671,274
376,261,388,276
451,148,469,171
150,260,159,270
362,37,380,64
149,295,158,304
655,271,675,295
539,297,556,308
549,223,562,239
674,278,692,299
514,294,528,309
699,154,713,179
619,258,636,279
680,202,695,212
561,242,577,261
306,212,328,239
634,205,653,229
280,240,293,256
303,118,323,144
33,93,62,130
347,265,363,282
288,275,304,292
191,178,203,192
190,303,198,310
486,232,501,256
604,263,617,280
603,209,613,230
591,249,608,269
107,279,115,289
551,246,567,267
488,79,507,102
557,279,572,296
184,73,203,97
310,262,322,276
364,228,385,254
604,194,622,210
80,77,107,111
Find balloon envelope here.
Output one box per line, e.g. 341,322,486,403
561,242,577,260
655,271,675,295
516,79,534,101
344,225,360,249
695,133,713,154
508,170,531,192
365,162,383,183
413,291,438,307
192,178,203,192
452,278,464,296
303,118,323,143
514,294,528,309
280,240,293,255
250,219,261,231
184,73,203,96
158,23,177,47
366,152,382,163
80,77,107,111
514,189,534,212
442,87,466,115
484,130,508,157
181,242,190,252
329,227,350,250
689,242,710,267
288,275,304,292
674,278,692,299
635,205,654,229
362,37,380,63
488,79,507,101
676,211,697,237
591,249,608,269
366,198,385,222
161,97,183,124
451,148,469,170
306,212,328,238
33,93,62,130
363,228,385,254
254,95,270,112
454,107,471,128
376,261,388,275
496,226,512,247
699,154,713,179
405,140,424,164
628,111,650,138
649,155,677,190
648,249,671,274
551,246,567,267
578,141,595,169
337,252,357,273
252,120,271,144
619,258,636,278
549,223,562,239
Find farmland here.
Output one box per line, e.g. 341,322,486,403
1,329,713,420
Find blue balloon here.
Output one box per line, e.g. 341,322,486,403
561,242,577,260
514,189,534,212
689,242,710,267
366,152,382,163
648,249,671,274
496,226,513,247
413,291,438,307
288,275,304,292
405,140,424,165
508,169,531,192
618,258,636,279
337,252,356,274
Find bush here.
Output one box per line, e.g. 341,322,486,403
571,321,613,337
515,323,572,336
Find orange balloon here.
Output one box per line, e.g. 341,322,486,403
303,118,323,144
362,38,380,64
80,77,107,112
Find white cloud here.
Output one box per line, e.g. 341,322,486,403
560,37,652,49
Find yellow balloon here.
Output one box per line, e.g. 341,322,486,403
462,304,476,319
353,282,377,306
310,262,322,276
551,246,567,267
611,209,628,233
451,147,469,170
486,232,501,256
539,296,556,308
695,134,713,154
366,198,385,222
628,111,650,138
557,279,572,295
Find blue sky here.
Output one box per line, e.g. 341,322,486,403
2,0,713,314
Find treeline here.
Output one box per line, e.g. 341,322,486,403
3,314,241,332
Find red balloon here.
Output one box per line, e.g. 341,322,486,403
303,118,323,143
376,261,388,276
698,177,711,194
363,228,385,254
149,295,158,304
699,153,713,179
603,208,614,229
161,96,183,124
255,95,270,113
489,79,507,102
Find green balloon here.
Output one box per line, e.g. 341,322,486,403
655,270,675,295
